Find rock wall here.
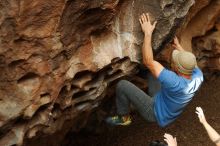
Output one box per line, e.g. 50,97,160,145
0,0,219,146
179,0,220,72
156,0,220,74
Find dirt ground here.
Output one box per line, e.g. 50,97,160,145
67,75,220,146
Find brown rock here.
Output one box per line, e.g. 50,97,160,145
1,0,219,146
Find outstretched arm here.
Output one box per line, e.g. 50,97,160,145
139,13,164,78
196,107,220,146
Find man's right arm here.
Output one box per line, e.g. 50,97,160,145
172,36,200,68
172,36,184,51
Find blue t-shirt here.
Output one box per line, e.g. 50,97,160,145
154,68,203,127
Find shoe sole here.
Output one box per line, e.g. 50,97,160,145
116,121,132,126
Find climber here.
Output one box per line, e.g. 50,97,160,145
105,13,203,127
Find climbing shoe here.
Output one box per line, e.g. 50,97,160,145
105,115,131,126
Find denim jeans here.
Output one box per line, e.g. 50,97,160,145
116,79,158,122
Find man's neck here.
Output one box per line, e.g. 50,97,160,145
178,73,191,79
172,67,192,79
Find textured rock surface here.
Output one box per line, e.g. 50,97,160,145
190,0,220,72
158,0,220,74
0,0,219,146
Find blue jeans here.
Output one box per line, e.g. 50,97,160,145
116,79,158,122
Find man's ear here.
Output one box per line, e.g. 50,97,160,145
173,66,179,74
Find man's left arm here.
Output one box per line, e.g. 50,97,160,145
139,13,164,78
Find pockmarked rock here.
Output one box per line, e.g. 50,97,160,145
0,0,219,146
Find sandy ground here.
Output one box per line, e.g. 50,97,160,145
66,75,220,146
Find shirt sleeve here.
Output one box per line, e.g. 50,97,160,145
192,67,204,88
158,68,180,89
193,68,203,79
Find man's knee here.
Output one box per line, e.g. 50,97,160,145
116,80,129,92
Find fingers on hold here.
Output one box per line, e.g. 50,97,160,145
146,13,150,21
139,19,142,24
141,14,145,22
153,21,157,27
140,15,142,20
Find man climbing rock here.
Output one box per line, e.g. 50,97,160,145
106,13,204,127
